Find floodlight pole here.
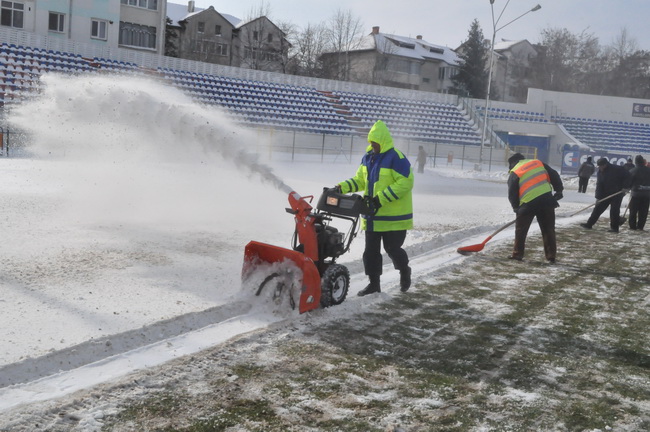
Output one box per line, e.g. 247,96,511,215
478,1,541,169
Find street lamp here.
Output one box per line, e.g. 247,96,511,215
478,1,541,168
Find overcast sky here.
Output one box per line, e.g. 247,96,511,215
187,0,650,50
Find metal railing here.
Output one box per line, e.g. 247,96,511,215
0,126,508,171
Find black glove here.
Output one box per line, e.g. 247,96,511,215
553,191,563,201
332,185,341,193
363,196,381,215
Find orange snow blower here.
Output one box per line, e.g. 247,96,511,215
242,187,366,313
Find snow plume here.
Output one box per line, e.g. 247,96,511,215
6,73,295,230
8,73,293,194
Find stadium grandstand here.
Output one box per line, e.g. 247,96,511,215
2,26,650,169
0,30,485,161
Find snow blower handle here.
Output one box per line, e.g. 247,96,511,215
316,187,366,218
362,196,381,216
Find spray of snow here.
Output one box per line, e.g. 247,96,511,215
7,72,295,231
9,72,293,186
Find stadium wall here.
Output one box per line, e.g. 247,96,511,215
527,88,650,124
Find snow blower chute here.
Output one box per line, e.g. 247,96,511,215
242,187,366,313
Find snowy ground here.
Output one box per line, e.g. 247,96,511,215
1,74,647,431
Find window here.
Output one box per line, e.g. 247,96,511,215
119,21,156,49
120,0,157,11
216,43,227,56
189,40,228,57
49,12,65,33
387,37,415,50
91,19,108,40
197,21,205,33
267,33,273,43
422,77,430,83
253,31,258,41
1,1,24,29
388,59,420,75
245,47,275,60
438,66,458,80
215,24,221,35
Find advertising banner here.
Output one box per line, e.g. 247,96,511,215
561,151,632,176
632,103,650,118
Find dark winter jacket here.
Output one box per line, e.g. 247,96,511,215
630,163,650,198
594,162,631,200
508,160,563,215
577,161,595,179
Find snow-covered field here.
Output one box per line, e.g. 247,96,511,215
3,74,645,431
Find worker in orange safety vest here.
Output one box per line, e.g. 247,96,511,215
507,153,564,263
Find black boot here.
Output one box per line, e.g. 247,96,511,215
400,266,412,292
358,275,380,296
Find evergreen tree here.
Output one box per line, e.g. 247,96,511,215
452,19,489,98
164,17,179,58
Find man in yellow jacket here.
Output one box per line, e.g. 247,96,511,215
336,120,414,296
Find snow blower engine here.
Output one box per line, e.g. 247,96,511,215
242,187,367,313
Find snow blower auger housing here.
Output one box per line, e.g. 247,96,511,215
242,187,366,313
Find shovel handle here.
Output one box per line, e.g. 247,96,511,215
569,190,625,217
490,219,517,237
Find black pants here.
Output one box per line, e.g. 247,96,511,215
587,194,624,230
363,230,409,277
578,177,589,193
512,206,556,261
629,196,650,230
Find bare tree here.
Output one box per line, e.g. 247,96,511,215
289,22,329,77
323,9,365,81
275,19,298,74
531,27,601,94
605,28,649,97
610,27,638,62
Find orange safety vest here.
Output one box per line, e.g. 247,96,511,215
512,159,552,204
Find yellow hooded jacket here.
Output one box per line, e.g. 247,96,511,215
338,120,414,231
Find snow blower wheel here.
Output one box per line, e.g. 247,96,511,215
320,264,350,308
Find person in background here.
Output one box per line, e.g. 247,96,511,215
577,156,595,193
416,145,427,174
580,157,631,233
624,158,635,171
628,155,650,230
507,153,564,263
335,120,414,296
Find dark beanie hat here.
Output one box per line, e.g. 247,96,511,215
597,157,608,166
508,153,525,168
635,155,644,165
